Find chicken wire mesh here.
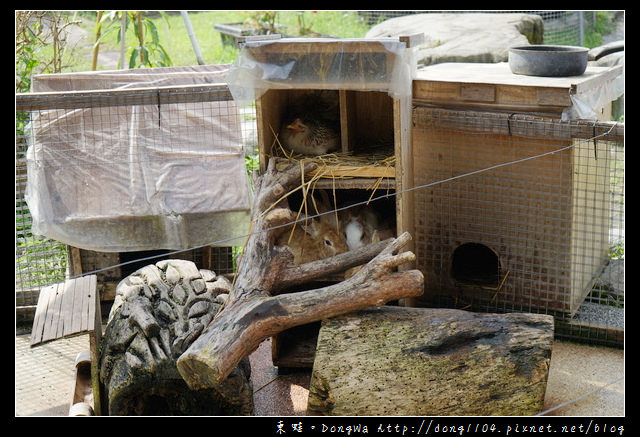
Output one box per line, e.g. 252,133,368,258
16,82,255,322
412,106,624,347
17,92,624,346
16,64,623,347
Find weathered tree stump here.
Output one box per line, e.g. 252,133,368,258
308,306,554,416
176,158,424,391
99,259,253,415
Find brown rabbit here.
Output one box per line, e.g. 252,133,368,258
276,217,347,265
275,191,347,265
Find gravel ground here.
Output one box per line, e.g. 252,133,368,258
573,302,624,329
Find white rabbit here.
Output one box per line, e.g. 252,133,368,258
344,219,366,251
339,204,395,278
340,205,394,251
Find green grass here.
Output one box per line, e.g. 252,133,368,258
275,11,370,38
55,11,620,72
69,11,371,71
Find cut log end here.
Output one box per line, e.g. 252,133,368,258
176,350,224,390
308,307,554,416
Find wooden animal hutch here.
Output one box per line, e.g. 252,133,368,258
229,37,418,368
411,62,624,317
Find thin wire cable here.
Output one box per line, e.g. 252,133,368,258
69,122,618,280
535,375,624,416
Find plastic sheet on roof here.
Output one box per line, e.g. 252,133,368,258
226,38,415,104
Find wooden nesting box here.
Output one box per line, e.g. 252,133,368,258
249,39,413,195
411,62,623,316
250,38,416,252
246,38,416,368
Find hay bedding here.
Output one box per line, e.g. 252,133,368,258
268,124,395,202
261,127,396,249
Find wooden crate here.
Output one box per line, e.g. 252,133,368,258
410,63,623,316
251,38,415,251
255,90,413,241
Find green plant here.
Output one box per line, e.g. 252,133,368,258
96,11,172,68
245,11,279,34
245,153,260,176
583,11,617,48
16,237,68,288
608,242,624,260
295,11,317,36
15,11,79,92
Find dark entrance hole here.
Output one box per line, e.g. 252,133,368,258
451,243,501,287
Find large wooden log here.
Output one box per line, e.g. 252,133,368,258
307,306,554,416
176,158,424,389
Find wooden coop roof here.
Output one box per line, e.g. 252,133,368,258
413,62,624,115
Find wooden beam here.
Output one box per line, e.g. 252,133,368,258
16,84,233,111
412,106,624,143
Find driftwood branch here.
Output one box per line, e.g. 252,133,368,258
176,158,424,389
273,237,393,293
177,233,422,388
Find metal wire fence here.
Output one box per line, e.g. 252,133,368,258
411,107,624,347
15,81,249,323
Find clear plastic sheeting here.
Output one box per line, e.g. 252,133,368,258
564,70,625,120
24,65,252,252
226,38,415,104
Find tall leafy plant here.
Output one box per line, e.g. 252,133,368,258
96,11,172,69
15,11,78,92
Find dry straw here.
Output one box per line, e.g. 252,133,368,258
265,123,395,215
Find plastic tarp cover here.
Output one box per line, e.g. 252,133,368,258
25,65,252,252
226,38,415,104
564,70,625,120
